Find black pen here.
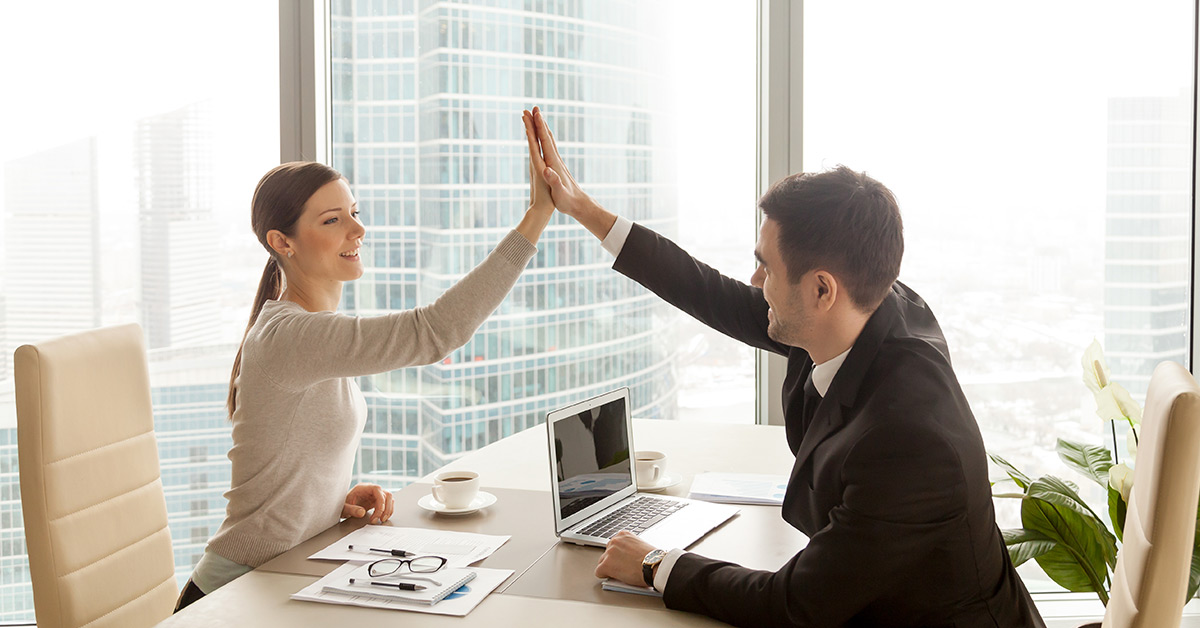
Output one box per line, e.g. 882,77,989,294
347,544,414,557
349,578,426,591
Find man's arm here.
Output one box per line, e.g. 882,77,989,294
665,411,969,626
531,108,790,355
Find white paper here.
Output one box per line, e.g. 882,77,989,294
308,526,510,568
292,562,512,616
321,562,477,605
601,578,662,598
687,472,788,505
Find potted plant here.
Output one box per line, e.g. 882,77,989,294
989,340,1200,608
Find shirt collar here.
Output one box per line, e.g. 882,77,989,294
811,346,852,397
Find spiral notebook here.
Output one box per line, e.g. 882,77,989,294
321,563,477,605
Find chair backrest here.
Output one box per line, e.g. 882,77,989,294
14,324,177,628
1103,360,1200,628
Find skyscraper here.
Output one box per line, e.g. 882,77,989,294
1104,96,1191,397
136,102,220,350
1,138,102,377
331,0,679,484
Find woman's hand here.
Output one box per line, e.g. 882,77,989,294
514,108,556,245
342,483,395,524
524,108,554,214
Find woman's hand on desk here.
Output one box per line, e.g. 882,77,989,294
595,531,657,587
342,483,395,524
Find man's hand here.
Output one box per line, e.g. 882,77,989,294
530,108,617,241
595,531,658,587
342,483,395,524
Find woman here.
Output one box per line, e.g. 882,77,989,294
175,110,554,611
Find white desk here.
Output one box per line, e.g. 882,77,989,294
157,419,1141,627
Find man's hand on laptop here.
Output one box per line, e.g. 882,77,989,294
595,531,657,586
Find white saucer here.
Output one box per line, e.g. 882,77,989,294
418,491,497,515
638,473,682,492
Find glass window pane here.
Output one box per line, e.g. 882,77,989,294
331,1,756,486
804,0,1194,594
0,1,279,618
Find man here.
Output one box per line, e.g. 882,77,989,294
527,107,1045,627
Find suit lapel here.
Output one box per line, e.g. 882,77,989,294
790,290,900,472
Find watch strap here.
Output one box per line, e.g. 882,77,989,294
642,548,666,588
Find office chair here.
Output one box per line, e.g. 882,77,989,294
15,324,177,628
1101,360,1200,628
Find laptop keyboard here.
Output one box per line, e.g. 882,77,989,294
577,496,688,539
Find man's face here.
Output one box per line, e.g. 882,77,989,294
750,218,812,347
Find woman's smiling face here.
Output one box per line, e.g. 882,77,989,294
287,178,366,283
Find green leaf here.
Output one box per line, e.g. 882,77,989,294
1107,485,1126,543
1002,528,1057,568
1022,478,1113,603
1056,438,1114,488
989,453,1031,491
1027,476,1118,569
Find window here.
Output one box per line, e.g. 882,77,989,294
0,1,279,619
803,0,1195,592
329,0,758,489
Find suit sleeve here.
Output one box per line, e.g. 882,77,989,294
613,223,790,356
663,407,969,626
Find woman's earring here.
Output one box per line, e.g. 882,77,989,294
287,251,293,258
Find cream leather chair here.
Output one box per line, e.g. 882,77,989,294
1102,360,1200,628
15,323,177,628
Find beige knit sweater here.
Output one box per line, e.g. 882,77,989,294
206,230,536,567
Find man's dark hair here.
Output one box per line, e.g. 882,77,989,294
759,165,903,312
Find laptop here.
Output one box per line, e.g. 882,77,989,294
546,388,739,548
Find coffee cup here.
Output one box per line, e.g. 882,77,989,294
432,470,480,509
635,451,667,487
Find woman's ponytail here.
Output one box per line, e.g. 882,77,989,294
226,257,283,417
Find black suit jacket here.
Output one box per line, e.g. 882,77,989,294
613,224,1045,628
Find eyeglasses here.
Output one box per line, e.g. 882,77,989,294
367,556,447,577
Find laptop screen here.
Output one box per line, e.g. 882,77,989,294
550,395,632,520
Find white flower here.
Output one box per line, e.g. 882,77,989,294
1082,339,1111,394
1109,463,1134,502
1094,382,1142,424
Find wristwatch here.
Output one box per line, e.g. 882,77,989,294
642,548,667,588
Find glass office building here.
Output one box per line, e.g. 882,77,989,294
331,0,680,483
137,103,222,351
1,139,102,379
1104,95,1191,398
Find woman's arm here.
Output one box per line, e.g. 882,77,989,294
248,113,556,389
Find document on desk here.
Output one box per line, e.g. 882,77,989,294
687,472,788,505
601,578,662,598
308,526,509,569
292,562,512,616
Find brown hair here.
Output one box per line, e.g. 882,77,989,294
226,161,344,417
759,165,903,312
